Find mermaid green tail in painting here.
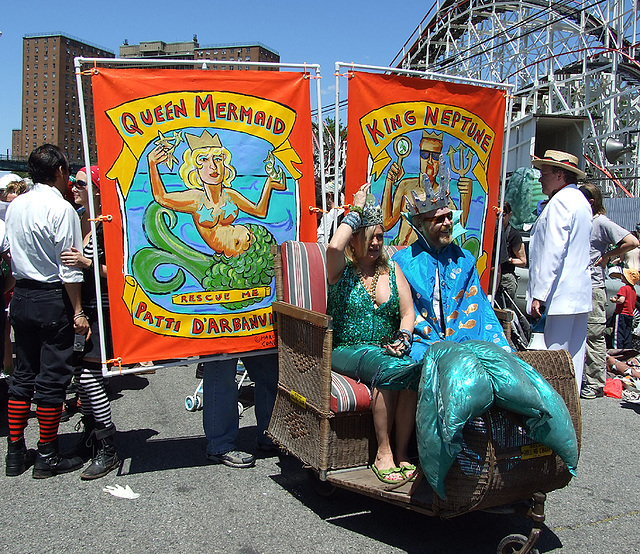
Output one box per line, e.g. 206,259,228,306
203,224,275,309
131,203,275,309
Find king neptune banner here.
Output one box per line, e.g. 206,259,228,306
345,72,507,290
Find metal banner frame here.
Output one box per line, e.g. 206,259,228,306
75,57,325,377
332,62,514,302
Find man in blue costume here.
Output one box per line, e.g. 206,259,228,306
392,176,578,499
392,182,510,361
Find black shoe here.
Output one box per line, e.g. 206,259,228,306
32,439,83,479
68,416,96,462
5,438,36,477
80,425,119,480
206,450,255,468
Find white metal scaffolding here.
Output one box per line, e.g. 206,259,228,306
393,0,640,196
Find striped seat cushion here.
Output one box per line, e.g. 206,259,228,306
281,241,328,312
330,371,372,413
280,241,403,313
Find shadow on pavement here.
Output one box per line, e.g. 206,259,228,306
269,456,563,554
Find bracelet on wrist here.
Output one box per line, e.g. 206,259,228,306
74,311,87,321
398,328,413,344
342,211,362,231
350,205,364,216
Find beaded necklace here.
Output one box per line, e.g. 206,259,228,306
356,265,380,305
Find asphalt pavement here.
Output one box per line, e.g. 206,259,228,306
1,363,639,554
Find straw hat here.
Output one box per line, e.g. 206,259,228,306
609,266,640,285
532,149,586,180
623,268,640,286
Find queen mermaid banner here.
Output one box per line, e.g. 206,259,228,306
92,68,316,364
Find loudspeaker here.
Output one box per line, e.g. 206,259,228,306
604,137,634,163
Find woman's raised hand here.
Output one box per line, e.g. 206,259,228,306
353,183,370,208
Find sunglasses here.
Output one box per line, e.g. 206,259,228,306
72,180,88,189
424,211,453,225
420,150,439,161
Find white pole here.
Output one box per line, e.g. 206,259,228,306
315,68,328,244
74,57,109,376
333,62,342,240
490,93,515,307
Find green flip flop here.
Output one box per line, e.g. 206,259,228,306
400,463,417,480
371,464,404,484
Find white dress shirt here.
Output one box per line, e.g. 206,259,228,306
527,183,592,316
6,183,83,283
0,219,9,254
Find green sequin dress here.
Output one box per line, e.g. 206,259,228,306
327,259,419,390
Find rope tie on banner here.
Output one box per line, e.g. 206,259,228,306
492,205,504,214
88,215,113,222
309,204,355,215
106,357,123,374
77,61,99,76
334,63,355,79
302,63,321,80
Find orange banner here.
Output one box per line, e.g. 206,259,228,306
345,72,506,290
92,68,316,364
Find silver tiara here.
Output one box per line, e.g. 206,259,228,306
405,154,451,215
361,194,384,227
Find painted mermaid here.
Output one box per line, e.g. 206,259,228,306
135,129,283,308
147,129,285,257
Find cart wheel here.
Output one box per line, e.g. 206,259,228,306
307,469,336,497
238,402,243,417
194,396,203,411
185,396,197,412
497,533,539,554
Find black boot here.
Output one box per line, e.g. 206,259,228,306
5,437,36,477
68,415,95,461
32,438,83,479
80,424,119,480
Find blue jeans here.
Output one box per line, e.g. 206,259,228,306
202,353,278,456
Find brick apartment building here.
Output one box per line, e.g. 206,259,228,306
119,35,280,70
12,35,279,164
13,33,115,165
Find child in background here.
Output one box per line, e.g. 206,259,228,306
610,268,639,349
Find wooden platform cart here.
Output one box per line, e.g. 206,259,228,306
267,241,582,554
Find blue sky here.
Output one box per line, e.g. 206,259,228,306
0,0,429,156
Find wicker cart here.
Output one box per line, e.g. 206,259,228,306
267,241,581,554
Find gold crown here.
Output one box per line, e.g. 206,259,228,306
422,130,443,141
185,130,223,151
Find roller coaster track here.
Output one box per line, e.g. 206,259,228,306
393,0,640,195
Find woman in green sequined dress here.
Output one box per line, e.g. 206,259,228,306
326,183,419,484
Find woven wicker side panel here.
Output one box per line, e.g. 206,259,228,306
471,410,571,513
267,387,330,471
327,412,376,470
276,312,332,413
516,349,582,449
436,349,580,517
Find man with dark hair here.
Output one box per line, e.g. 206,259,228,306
528,149,592,387
4,144,90,478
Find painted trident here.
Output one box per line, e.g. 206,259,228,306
448,143,473,178
447,144,474,229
